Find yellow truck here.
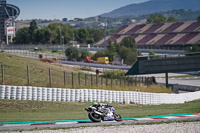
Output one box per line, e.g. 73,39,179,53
95,57,109,64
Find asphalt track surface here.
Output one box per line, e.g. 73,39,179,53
57,60,131,70
156,78,200,87
1,113,200,131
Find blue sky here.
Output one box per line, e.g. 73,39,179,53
7,0,149,20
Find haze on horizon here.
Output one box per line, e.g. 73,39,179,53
7,0,149,20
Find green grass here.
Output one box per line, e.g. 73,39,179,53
0,52,172,93
168,75,200,78
0,99,200,122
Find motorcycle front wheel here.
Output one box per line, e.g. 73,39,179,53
113,112,122,121
88,112,102,122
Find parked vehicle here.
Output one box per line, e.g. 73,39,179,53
94,57,109,64
85,56,94,63
85,102,122,122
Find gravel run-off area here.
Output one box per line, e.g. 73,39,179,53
7,122,200,133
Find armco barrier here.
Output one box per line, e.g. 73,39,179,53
0,85,200,105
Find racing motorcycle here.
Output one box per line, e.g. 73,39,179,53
85,104,122,122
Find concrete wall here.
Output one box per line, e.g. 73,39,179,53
0,85,200,105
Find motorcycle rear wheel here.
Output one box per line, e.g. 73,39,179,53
113,112,122,121
88,112,102,122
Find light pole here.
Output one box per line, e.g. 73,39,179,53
62,36,64,51
102,21,107,46
59,28,62,45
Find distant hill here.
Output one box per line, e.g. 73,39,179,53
101,0,200,18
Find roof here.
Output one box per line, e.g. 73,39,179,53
96,21,200,47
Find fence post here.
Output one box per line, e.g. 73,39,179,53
72,72,74,88
101,75,103,87
64,71,66,86
49,68,52,87
91,74,93,86
124,77,126,86
1,64,4,85
106,75,108,87
78,72,81,88
27,65,30,86
111,77,113,88
128,77,130,87
135,76,137,86
120,77,121,87
131,77,133,86
96,74,98,86
85,73,87,86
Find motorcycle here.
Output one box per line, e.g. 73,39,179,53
85,104,122,122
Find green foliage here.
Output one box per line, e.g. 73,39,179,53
118,46,137,65
75,28,89,44
93,50,106,60
88,28,104,43
79,49,90,60
147,14,167,23
187,45,200,52
14,21,103,45
120,36,137,50
105,41,120,61
14,27,30,44
198,16,200,21
118,36,137,65
167,16,176,22
52,49,58,53
65,46,80,61
149,50,155,56
103,70,125,78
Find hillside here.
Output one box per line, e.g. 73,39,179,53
101,0,200,18
0,52,170,93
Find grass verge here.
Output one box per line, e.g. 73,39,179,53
0,52,171,93
0,99,200,122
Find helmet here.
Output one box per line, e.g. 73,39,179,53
92,102,98,106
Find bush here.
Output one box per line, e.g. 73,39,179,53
52,49,58,53
102,70,125,78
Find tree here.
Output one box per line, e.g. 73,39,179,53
75,28,89,44
65,46,80,61
62,18,68,22
29,20,38,43
80,49,90,60
120,36,137,51
88,28,104,43
167,16,176,22
14,27,30,44
197,16,200,21
93,50,106,60
118,46,137,65
147,14,167,24
117,37,138,65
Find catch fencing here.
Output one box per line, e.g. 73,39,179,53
0,63,153,89
0,85,200,105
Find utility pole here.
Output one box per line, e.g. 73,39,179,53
102,21,107,46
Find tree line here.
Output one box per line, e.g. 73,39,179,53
65,36,139,65
14,20,104,45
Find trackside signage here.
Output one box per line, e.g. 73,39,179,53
6,27,14,35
